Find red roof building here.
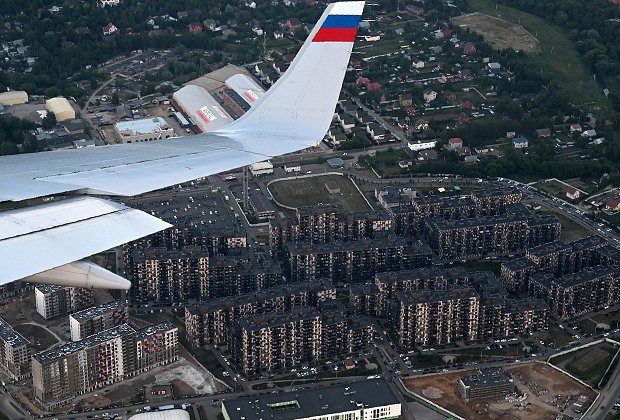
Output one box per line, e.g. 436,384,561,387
368,82,381,91
566,187,580,201
447,137,463,150
356,77,370,87
102,23,119,36
606,198,620,211
188,22,203,33
460,100,473,110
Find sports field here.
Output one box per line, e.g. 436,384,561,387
268,174,371,212
452,13,540,53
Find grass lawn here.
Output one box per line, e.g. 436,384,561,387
550,343,618,386
601,212,620,230
468,0,610,113
540,324,575,348
576,319,598,335
268,174,371,212
540,205,592,241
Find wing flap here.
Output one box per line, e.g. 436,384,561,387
0,197,170,285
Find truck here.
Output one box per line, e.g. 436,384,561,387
158,405,175,411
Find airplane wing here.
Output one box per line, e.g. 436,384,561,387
0,1,365,289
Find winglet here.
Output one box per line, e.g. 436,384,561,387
215,1,365,156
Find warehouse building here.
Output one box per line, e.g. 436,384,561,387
222,73,265,115
0,90,28,105
172,85,233,133
114,117,175,143
222,379,401,420
45,97,75,121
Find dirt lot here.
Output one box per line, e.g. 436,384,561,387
452,13,541,54
268,174,371,212
405,362,596,420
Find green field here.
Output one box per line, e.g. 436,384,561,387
551,343,619,386
268,174,371,212
468,0,610,112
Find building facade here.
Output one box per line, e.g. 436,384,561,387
35,285,94,320
32,322,178,407
69,301,128,341
0,317,31,380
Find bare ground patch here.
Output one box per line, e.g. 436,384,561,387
404,362,595,420
452,12,541,54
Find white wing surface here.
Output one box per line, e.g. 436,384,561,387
0,1,365,288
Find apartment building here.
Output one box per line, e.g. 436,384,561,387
185,279,336,346
0,317,31,380
373,267,470,316
130,246,280,303
69,301,128,341
269,205,393,256
32,322,178,407
378,187,522,235
501,235,615,293
530,266,620,319
35,285,94,320
370,269,547,348
229,307,374,375
286,238,432,283
424,213,560,261
125,224,247,259
393,288,480,348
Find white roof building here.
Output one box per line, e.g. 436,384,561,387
172,85,233,133
129,409,190,420
224,74,265,107
249,160,273,176
114,117,175,143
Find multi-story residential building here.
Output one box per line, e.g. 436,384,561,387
269,205,393,256
286,238,432,283
424,213,560,261
374,269,548,348
124,224,247,260
393,288,480,348
500,258,538,293
130,246,280,303
222,379,401,420
348,283,381,316
0,317,31,380
32,322,178,407
229,307,322,375
69,301,128,341
185,279,336,346
35,285,94,320
377,187,522,235
501,235,616,293
530,266,620,319
374,267,470,316
228,307,374,375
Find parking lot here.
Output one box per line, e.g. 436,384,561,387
123,181,238,229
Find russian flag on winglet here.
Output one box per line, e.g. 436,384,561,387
313,14,361,42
